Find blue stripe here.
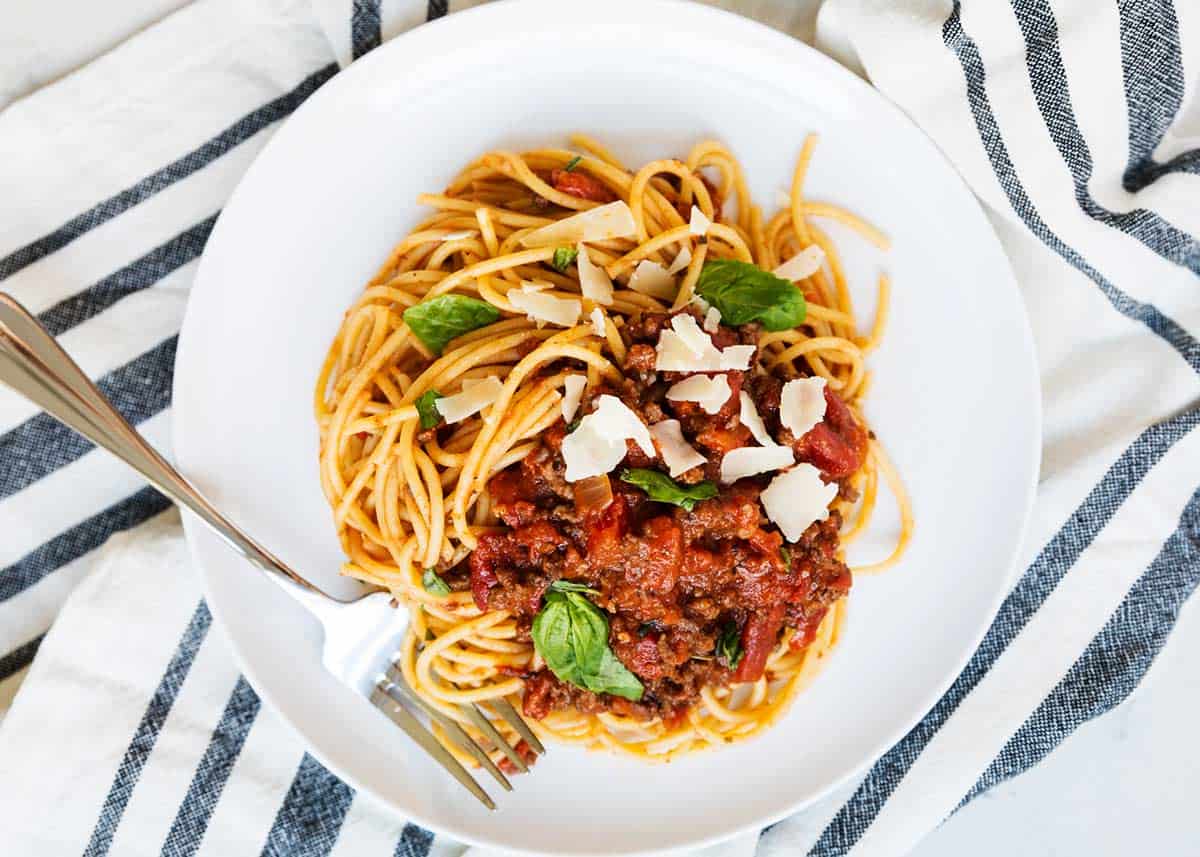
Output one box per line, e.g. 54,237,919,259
0,65,336,282
82,601,213,857
159,677,262,857
394,824,434,857
259,754,355,857
351,0,383,60
0,632,44,681
1116,0,1198,191
1009,0,1200,275
960,483,1200,807
0,486,172,605
0,336,177,501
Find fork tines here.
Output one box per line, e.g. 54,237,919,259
370,667,544,809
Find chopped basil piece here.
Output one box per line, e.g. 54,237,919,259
564,155,582,172
716,622,744,670
402,294,500,355
619,468,718,512
552,246,579,272
421,568,451,596
695,259,806,331
780,545,792,572
531,590,643,701
549,579,599,595
414,390,444,429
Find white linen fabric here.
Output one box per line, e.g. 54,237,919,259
0,1,1196,855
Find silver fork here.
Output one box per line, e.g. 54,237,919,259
0,292,543,809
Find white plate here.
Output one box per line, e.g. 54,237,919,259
173,1,1039,853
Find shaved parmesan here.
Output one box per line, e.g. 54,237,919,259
738,391,776,447
655,314,755,372
773,245,825,282
689,205,712,236
561,375,586,423
780,377,827,438
561,395,655,481
436,377,504,424
440,229,477,242
589,307,606,338
720,445,794,484
761,463,837,541
703,306,722,333
650,420,706,477
576,243,613,305
519,201,636,248
667,375,732,415
667,246,692,275
508,284,581,328
627,260,677,300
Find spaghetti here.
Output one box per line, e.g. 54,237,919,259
315,136,911,767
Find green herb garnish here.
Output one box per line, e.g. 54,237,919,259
548,579,599,595
414,390,444,429
403,294,500,355
564,155,582,172
716,622,744,670
531,590,643,700
552,246,579,272
619,468,718,512
695,259,806,330
421,568,451,596
780,545,792,572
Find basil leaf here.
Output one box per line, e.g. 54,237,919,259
780,545,792,572
549,580,598,595
564,155,582,172
551,246,579,272
620,468,718,512
531,590,644,701
422,568,451,596
403,295,500,355
415,390,444,429
695,259,806,331
716,622,744,670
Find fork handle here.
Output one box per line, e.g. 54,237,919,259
0,293,352,604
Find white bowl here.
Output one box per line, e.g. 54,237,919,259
173,1,1040,853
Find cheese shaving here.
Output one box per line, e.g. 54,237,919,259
518,201,637,248
773,245,826,282
703,306,722,333
561,395,655,482
667,246,692,275
760,463,837,541
780,377,827,438
436,377,505,424
507,285,581,328
561,375,587,423
719,445,795,484
627,260,677,300
738,391,776,447
655,314,755,372
589,307,606,338
689,205,712,236
667,375,732,415
650,420,706,477
576,243,613,305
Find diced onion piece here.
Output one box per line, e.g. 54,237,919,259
760,463,837,541
780,377,827,438
561,375,587,423
667,375,732,415
627,260,677,300
589,307,606,338
508,284,581,328
719,445,794,484
667,246,692,275
574,473,613,514
689,205,712,236
738,391,776,447
650,420,707,477
436,377,504,424
703,306,722,333
440,229,477,241
519,201,637,248
773,245,825,282
561,395,655,481
577,243,613,305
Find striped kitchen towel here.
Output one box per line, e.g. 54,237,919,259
0,1,1197,856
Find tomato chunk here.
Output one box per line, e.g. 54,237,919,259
733,602,786,682
550,168,616,202
793,387,867,479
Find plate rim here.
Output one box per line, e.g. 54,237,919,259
173,1,1042,852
